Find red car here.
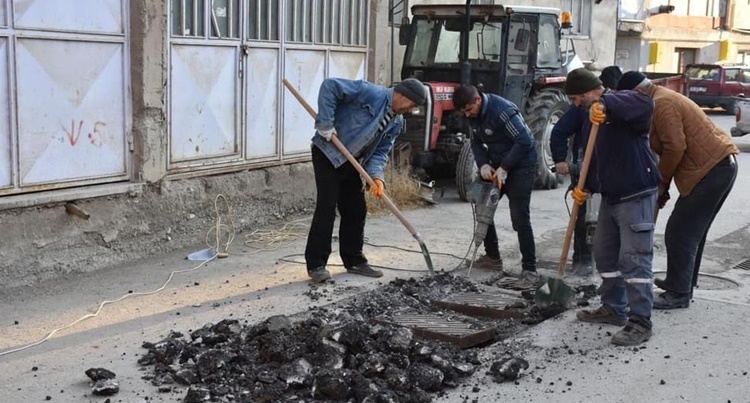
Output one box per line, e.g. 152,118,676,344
685,63,750,115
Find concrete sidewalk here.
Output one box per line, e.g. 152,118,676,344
0,154,749,403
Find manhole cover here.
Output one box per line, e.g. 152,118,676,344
435,291,529,319
374,312,495,349
732,258,750,271
654,271,739,291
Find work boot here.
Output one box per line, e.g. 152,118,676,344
611,320,653,346
468,254,504,271
308,266,331,283
568,260,594,277
346,262,383,278
499,270,540,291
576,305,628,326
653,290,691,310
654,277,667,290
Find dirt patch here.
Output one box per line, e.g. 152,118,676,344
138,273,595,402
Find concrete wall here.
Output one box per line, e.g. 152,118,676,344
574,1,618,69
0,0,317,289
0,165,315,289
130,0,168,183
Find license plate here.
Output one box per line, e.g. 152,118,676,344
689,86,707,93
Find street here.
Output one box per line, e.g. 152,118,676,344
0,113,748,403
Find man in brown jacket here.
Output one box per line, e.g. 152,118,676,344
618,71,739,309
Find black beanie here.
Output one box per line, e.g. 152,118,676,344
599,66,623,90
394,78,427,105
565,68,603,95
617,71,648,91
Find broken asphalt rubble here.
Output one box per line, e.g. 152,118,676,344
138,273,593,402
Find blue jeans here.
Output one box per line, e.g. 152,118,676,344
484,166,537,272
594,193,657,324
662,155,738,294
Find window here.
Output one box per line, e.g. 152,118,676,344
725,69,740,82
562,0,591,36
537,15,561,68
407,19,503,66
172,0,206,37
388,0,406,27
686,66,721,81
507,20,530,74
285,0,313,42
669,0,720,16
248,0,280,41
315,0,367,46
210,0,240,38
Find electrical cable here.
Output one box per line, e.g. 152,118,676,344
0,193,480,357
0,195,234,358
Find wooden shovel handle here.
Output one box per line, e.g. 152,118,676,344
557,123,600,277
281,79,422,240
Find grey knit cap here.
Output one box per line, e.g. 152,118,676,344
394,78,427,105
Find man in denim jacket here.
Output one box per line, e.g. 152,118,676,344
305,77,426,283
452,85,539,291
565,68,661,346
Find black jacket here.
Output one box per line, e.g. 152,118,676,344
470,93,537,171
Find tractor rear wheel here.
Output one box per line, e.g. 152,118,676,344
524,87,570,190
456,140,477,202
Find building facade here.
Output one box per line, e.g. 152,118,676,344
615,0,750,73
0,0,618,287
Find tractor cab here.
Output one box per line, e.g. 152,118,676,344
397,4,575,198
400,4,566,109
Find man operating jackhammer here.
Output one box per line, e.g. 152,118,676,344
564,68,661,346
617,71,739,310
453,84,540,291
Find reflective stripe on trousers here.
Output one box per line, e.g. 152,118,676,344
594,193,657,320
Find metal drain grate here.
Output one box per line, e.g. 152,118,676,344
435,291,529,320
374,312,495,349
732,258,750,271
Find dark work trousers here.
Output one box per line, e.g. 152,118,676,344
662,154,738,294
484,166,537,272
305,146,368,272
573,198,592,263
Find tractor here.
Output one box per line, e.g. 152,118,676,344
397,3,581,201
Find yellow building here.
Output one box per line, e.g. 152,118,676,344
615,0,750,73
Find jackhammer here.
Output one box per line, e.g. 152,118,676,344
466,179,501,276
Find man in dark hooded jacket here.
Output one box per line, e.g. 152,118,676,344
550,66,622,276
564,68,661,347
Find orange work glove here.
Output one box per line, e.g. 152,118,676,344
571,188,590,206
370,178,385,199
589,100,606,125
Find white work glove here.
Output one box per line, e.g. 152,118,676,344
480,164,495,181
496,167,508,183
554,162,569,175
317,127,335,141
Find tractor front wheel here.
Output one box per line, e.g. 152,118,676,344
524,88,570,190
456,140,477,202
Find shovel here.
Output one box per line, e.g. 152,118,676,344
535,122,600,306
282,79,435,275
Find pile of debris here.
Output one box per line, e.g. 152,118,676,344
137,273,575,402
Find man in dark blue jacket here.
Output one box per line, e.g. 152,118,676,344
453,85,539,290
564,68,661,346
550,66,623,276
